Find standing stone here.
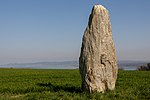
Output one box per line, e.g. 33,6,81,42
79,4,118,93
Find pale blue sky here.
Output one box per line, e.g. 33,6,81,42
0,0,150,64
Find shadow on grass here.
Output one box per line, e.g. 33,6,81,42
37,83,82,93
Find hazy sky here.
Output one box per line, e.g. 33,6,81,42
0,0,150,64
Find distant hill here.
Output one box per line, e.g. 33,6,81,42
118,60,147,70
0,60,148,70
0,61,79,69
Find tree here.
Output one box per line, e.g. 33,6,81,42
147,63,150,69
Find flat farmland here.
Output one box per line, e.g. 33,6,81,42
0,68,150,100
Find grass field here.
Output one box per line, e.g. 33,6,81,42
0,68,150,100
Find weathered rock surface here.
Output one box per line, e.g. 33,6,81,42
79,4,118,93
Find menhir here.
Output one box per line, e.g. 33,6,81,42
79,4,118,93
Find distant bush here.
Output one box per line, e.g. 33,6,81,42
138,63,150,71
147,63,150,69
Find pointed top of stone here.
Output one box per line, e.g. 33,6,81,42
92,4,108,15
94,4,106,10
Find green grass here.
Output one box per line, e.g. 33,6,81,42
0,68,150,100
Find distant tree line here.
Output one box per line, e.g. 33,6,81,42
138,63,150,71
